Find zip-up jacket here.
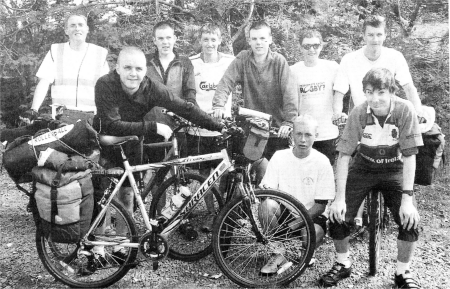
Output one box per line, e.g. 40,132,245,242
146,51,197,105
94,70,223,138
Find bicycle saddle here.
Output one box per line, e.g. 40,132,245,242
98,135,139,146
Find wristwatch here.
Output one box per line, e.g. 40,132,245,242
402,190,414,196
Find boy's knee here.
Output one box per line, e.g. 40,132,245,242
259,198,280,219
252,158,268,185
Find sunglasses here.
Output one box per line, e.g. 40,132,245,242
302,44,321,50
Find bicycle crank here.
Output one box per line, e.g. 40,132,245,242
139,232,169,266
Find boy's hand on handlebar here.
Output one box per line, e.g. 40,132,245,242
332,113,348,126
156,123,172,141
278,125,292,138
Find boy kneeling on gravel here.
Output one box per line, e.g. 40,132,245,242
320,67,423,288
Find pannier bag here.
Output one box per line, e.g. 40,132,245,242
32,166,94,243
239,118,270,161
415,122,446,186
3,120,99,183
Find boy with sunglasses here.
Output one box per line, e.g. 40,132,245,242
290,29,344,165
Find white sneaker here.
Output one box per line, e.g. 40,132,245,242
260,253,288,275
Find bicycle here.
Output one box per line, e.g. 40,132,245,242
332,116,389,276
129,111,224,262
31,109,315,288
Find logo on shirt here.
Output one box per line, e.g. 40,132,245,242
391,128,398,140
298,82,325,94
199,81,217,91
302,177,314,186
362,132,372,139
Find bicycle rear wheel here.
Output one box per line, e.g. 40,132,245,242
36,199,138,288
212,189,315,288
150,173,224,261
368,190,383,276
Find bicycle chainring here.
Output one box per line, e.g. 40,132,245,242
139,232,169,261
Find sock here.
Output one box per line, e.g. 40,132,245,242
92,245,105,257
354,217,363,227
337,252,351,268
396,260,410,275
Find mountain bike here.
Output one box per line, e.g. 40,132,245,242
134,110,224,262
31,110,315,288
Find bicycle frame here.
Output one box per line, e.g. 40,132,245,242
83,146,233,250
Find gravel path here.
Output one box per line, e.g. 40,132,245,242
1,167,449,289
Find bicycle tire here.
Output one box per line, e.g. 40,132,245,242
150,172,224,261
212,189,316,288
368,190,383,276
36,199,138,288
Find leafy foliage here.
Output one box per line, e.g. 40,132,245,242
0,0,448,128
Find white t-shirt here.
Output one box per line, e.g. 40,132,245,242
260,148,336,210
189,52,235,137
36,42,109,83
333,46,413,107
290,59,339,140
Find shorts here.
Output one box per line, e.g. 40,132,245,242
313,138,337,165
186,133,222,170
278,203,328,235
329,167,419,242
264,137,290,161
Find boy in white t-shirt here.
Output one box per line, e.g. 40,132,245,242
188,23,235,231
290,29,344,165
258,115,336,275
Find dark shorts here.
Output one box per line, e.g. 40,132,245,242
186,133,222,170
313,138,336,166
264,137,290,160
278,203,328,235
329,167,419,242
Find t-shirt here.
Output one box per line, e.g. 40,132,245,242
290,59,339,140
333,46,413,107
337,96,423,171
189,52,235,137
260,148,336,210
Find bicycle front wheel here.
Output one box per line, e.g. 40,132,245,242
36,199,138,288
212,189,316,288
368,190,383,276
150,173,224,261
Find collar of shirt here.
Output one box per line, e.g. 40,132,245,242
199,52,223,63
248,48,275,65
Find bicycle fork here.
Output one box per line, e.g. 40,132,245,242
234,170,267,244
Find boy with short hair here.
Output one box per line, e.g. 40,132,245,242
145,20,197,157
212,21,298,181
290,29,343,165
320,68,423,288
258,114,335,274
188,23,235,231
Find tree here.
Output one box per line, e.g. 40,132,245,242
1,0,448,127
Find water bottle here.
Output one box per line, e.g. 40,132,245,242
161,185,191,219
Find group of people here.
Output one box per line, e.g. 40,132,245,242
23,13,423,289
